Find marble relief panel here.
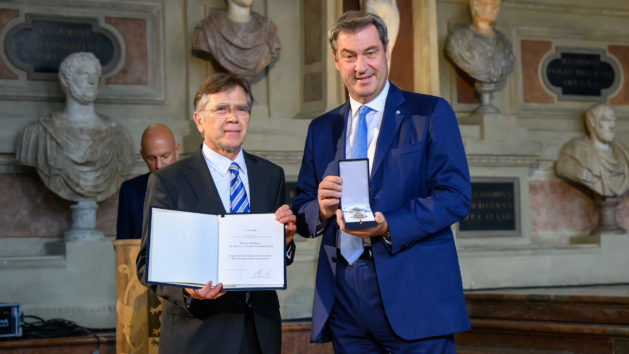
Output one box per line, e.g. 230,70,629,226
529,179,596,233
513,26,629,117
0,8,19,80
0,1,164,102
0,173,118,238
529,179,629,234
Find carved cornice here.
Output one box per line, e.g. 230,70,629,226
2,152,540,170
0,153,15,166
26,305,115,316
0,153,145,173
439,0,629,17
467,154,539,167
0,255,65,270
502,0,629,17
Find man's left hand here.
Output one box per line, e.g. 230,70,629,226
335,209,388,238
275,204,296,245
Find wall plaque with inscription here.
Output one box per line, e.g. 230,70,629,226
4,14,120,80
459,179,519,236
542,47,621,102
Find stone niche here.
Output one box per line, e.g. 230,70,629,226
0,0,172,330
438,0,629,290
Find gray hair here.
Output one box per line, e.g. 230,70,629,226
193,73,253,113
328,10,388,54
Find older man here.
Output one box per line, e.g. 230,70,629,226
136,73,296,354
292,11,470,353
116,124,180,239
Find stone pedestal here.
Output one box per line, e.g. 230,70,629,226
458,232,629,289
593,195,625,235
474,82,500,115
0,239,116,328
478,114,528,142
64,201,104,242
459,113,541,247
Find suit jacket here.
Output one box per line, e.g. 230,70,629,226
292,84,471,342
137,149,289,354
116,172,149,239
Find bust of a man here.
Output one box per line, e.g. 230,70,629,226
556,104,629,197
362,0,399,57
16,52,133,202
445,0,515,83
192,0,281,78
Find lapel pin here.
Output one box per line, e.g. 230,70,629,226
396,110,401,115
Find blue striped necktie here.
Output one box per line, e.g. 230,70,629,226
229,162,250,213
340,105,371,265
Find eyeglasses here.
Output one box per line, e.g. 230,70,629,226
200,105,251,119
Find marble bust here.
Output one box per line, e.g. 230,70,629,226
192,0,281,78
556,104,629,198
16,52,133,203
444,0,515,84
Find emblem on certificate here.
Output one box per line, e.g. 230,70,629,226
339,159,377,229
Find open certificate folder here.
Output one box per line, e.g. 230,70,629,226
146,207,286,290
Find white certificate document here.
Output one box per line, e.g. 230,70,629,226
147,208,286,290
218,214,285,288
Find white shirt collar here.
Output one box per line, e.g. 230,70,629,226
201,143,247,177
348,81,390,117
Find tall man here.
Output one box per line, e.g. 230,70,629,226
292,11,471,353
137,73,296,354
117,124,180,239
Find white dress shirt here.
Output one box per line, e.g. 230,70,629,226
340,81,391,247
346,80,390,173
201,143,250,213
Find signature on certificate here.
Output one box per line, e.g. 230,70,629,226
252,268,272,279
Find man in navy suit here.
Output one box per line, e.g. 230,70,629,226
292,11,471,353
116,124,180,239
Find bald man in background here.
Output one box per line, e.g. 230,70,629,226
117,124,180,239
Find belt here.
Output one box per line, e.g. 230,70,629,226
336,246,373,265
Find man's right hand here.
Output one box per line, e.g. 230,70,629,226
318,175,342,224
185,281,226,300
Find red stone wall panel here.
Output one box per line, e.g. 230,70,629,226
609,45,629,106
0,8,19,80
521,39,554,104
104,17,148,85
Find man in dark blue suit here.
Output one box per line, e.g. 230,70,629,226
116,124,180,239
292,11,471,353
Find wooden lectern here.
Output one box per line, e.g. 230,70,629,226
113,239,161,354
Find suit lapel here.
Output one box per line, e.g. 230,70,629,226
244,152,264,213
371,84,405,179
182,149,226,214
335,102,350,162
321,103,349,178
